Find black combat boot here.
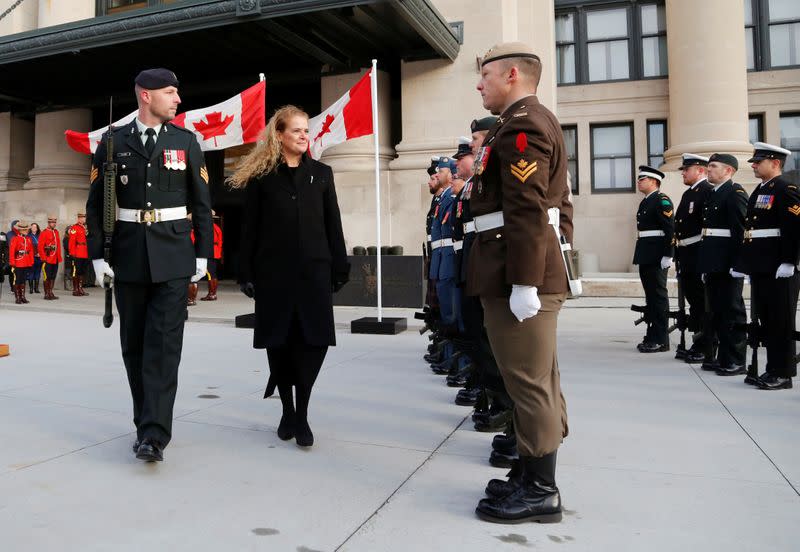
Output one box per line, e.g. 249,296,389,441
476,452,562,524
485,458,523,498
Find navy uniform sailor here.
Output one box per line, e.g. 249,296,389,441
734,143,800,389
674,154,714,362
86,68,213,462
632,165,675,353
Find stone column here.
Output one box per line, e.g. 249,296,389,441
25,109,92,190
662,0,752,168
0,113,34,191
38,0,94,29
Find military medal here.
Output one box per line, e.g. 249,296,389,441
164,149,187,170
755,194,774,209
474,146,491,176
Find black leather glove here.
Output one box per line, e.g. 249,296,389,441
240,281,255,298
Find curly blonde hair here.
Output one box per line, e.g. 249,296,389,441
227,105,309,189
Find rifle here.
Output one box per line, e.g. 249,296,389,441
631,304,647,326
102,98,117,328
672,265,688,359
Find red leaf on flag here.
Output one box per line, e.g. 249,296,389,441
314,113,335,144
515,132,527,154
193,111,234,148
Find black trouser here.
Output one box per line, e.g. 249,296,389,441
639,264,669,345
115,278,189,446
42,262,58,282
71,258,88,278
10,266,30,286
461,290,509,402
201,259,218,281
751,272,800,378
679,270,710,349
705,272,747,367
265,316,328,424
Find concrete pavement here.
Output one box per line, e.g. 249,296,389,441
0,285,798,551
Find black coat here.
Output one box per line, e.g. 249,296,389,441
87,121,213,282
632,191,674,265
674,179,713,273
734,176,800,275
697,180,748,274
240,156,349,348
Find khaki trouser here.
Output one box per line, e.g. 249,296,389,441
481,292,568,457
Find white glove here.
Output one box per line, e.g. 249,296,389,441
191,258,208,283
701,273,706,283
509,285,541,322
92,259,115,287
776,263,795,278
660,256,672,270
729,269,746,279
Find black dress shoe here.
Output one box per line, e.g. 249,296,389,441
684,350,707,363
744,372,766,386
475,409,512,433
715,364,746,376
492,433,516,452
701,360,720,371
277,413,296,441
446,372,468,387
476,453,562,524
295,420,314,447
638,342,669,353
757,374,793,390
485,459,523,499
674,345,688,360
455,387,480,406
135,438,164,462
132,440,140,453
489,447,517,468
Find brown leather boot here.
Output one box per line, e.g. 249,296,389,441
187,283,198,306
78,276,89,296
49,280,59,300
72,277,82,296
200,279,218,301
14,284,22,304
43,280,51,300
19,284,29,304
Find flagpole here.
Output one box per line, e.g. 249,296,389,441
370,59,382,322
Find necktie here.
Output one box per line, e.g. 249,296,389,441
144,128,156,157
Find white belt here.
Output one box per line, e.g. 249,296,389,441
473,211,504,232
677,234,702,247
744,228,781,239
431,238,453,250
463,221,476,234
638,230,665,238
118,207,187,224
702,228,732,238
453,240,463,251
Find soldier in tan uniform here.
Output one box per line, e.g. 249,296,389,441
468,42,573,524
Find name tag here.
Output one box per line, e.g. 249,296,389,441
115,152,132,157
163,149,186,171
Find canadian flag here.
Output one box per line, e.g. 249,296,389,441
308,70,373,160
64,81,266,154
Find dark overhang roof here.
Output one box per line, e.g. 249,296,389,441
0,0,459,111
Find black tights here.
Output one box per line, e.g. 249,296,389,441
265,318,328,426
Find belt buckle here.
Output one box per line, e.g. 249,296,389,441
140,209,157,223
744,230,751,239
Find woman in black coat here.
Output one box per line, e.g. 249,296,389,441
232,105,349,447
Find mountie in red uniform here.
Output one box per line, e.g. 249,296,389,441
38,225,63,300
190,222,223,302
9,231,33,304
68,222,90,296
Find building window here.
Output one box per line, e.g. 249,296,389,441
647,120,667,168
556,12,577,84
562,125,579,194
749,114,765,143
780,113,800,172
591,123,634,192
556,2,667,85
586,8,630,82
640,3,668,77
745,0,800,70
768,0,800,68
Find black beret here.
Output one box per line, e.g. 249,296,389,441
427,157,440,176
709,153,738,170
471,116,498,133
135,68,179,90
